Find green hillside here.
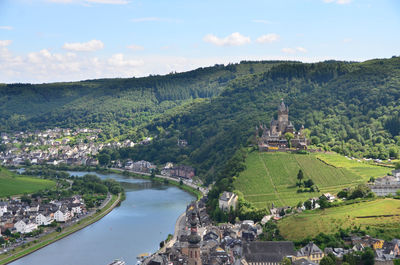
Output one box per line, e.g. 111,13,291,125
0,168,55,197
278,198,400,241
114,57,400,183
0,62,279,136
2,58,400,183
233,152,389,208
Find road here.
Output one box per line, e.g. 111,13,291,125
111,168,208,196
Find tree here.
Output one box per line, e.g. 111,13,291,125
285,132,294,147
304,200,312,210
320,255,335,265
282,257,292,265
396,162,400,170
297,169,304,181
361,248,375,265
150,170,156,179
98,153,111,166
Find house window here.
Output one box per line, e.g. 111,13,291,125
195,251,197,258
190,251,193,258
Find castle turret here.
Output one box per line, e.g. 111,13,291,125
277,100,289,133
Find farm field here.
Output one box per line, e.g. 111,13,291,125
233,152,389,208
278,198,400,241
0,167,55,197
316,153,391,180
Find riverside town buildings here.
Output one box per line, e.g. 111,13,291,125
257,101,309,151
369,169,400,196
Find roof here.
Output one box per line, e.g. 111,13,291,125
243,241,295,263
293,258,318,265
219,191,236,202
297,242,323,257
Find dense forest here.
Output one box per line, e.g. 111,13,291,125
2,57,400,184
107,57,400,184
0,61,282,138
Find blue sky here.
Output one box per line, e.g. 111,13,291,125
0,0,399,83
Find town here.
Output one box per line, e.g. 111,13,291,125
142,191,400,265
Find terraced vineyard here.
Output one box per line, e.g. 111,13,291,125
278,198,400,240
0,167,55,197
234,152,390,208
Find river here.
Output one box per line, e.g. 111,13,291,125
10,171,195,265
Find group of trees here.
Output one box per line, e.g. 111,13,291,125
296,169,317,192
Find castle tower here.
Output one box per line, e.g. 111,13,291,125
277,100,289,133
187,211,202,265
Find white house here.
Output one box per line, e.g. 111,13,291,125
54,209,72,222
14,220,38,234
35,213,54,226
70,204,82,214
219,191,238,212
0,202,7,217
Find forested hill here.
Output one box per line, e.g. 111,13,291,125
112,57,400,183
0,61,283,136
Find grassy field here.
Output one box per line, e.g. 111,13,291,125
0,167,55,197
278,198,400,241
233,152,390,208
316,153,391,180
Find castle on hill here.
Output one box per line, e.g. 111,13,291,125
257,100,309,151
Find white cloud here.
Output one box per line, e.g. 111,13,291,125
296,47,307,53
0,26,13,30
127,44,144,51
108,53,143,67
0,40,12,47
343,38,352,43
203,32,251,46
323,0,352,4
47,0,129,4
282,48,296,54
252,19,273,24
62,39,104,52
256,34,280,44
282,47,307,54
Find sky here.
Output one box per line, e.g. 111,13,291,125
0,0,399,83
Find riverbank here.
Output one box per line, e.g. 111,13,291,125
0,193,121,265
111,168,205,199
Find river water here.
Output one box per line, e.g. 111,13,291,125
10,171,195,265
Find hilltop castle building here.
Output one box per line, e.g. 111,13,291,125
257,101,309,151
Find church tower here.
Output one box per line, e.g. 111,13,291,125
187,211,202,265
277,100,289,133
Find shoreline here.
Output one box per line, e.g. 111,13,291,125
0,167,203,264
0,193,121,265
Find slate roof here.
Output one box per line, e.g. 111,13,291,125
243,241,295,263
297,242,323,257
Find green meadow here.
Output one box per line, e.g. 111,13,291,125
278,198,400,241
234,152,389,208
0,167,55,197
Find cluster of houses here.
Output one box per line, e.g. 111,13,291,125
0,128,137,167
0,195,86,236
121,160,196,180
144,195,400,265
369,169,400,197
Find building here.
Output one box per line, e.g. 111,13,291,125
14,219,38,234
258,101,309,151
369,171,400,197
168,165,196,179
219,192,238,212
242,241,295,265
294,242,324,264
35,213,54,226
187,210,202,265
54,208,72,222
